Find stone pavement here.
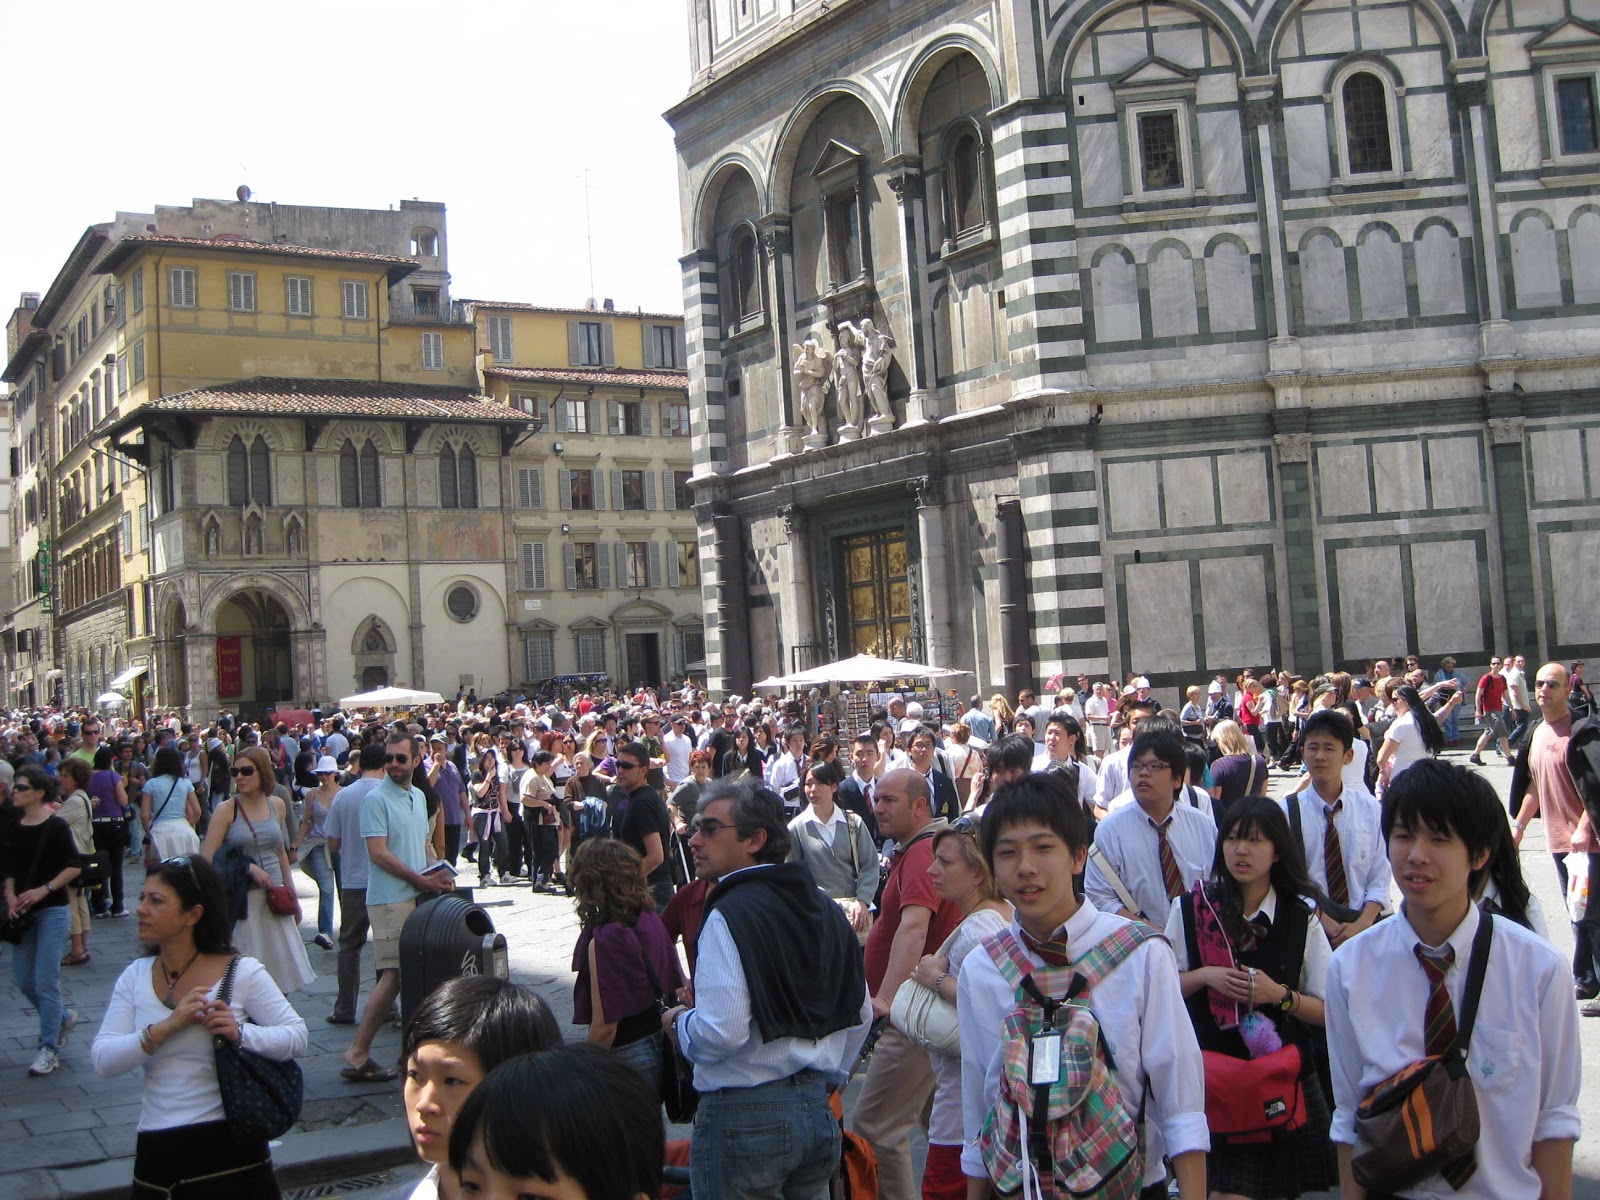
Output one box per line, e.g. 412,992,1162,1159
2,749,1596,1198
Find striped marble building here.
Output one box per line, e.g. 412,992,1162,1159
666,0,1600,701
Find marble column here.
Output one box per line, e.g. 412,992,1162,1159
680,247,729,472
1452,66,1518,386
886,163,936,424
711,508,752,696
912,476,953,669
776,502,818,673
759,217,803,455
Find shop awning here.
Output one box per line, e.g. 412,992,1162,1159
107,664,145,689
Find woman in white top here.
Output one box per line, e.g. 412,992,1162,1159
1373,684,1445,794
91,854,307,1199
906,824,1011,1200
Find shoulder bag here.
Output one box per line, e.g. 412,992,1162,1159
889,919,966,1056
1351,915,1492,1191
834,811,874,946
0,826,52,944
143,777,182,870
627,926,699,1124
236,800,301,919
212,955,304,1144
76,795,109,888
1087,843,1145,920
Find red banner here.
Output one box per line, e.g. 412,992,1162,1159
216,636,244,698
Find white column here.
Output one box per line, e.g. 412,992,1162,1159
914,477,953,669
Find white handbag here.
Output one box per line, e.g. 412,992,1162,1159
889,922,965,1056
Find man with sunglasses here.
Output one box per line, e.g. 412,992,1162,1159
339,732,453,1083
613,741,676,908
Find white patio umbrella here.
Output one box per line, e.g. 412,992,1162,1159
337,685,446,709
756,654,966,689
95,691,127,706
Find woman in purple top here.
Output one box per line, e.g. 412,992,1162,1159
88,745,130,916
569,837,682,1098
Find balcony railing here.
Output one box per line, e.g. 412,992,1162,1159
387,299,469,325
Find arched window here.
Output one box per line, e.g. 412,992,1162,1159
733,231,760,319
439,444,458,509
339,439,382,507
458,444,478,509
410,228,439,257
227,435,272,506
1341,71,1394,175
946,130,985,236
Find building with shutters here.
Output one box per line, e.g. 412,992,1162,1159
666,0,1600,701
467,301,704,691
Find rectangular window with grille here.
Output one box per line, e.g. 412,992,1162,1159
564,398,589,433
138,504,149,550
516,467,542,508
132,341,146,384
572,542,599,589
826,191,863,285
117,354,129,395
664,401,691,437
525,632,555,681
1557,76,1599,155
285,275,313,316
169,268,197,309
131,269,144,314
488,316,514,362
620,470,647,510
1137,111,1183,190
121,513,133,557
672,471,693,510
520,541,547,590
342,280,368,319
650,324,679,368
577,321,603,365
576,630,606,673
566,469,596,510
624,541,650,588
228,272,256,312
422,331,444,370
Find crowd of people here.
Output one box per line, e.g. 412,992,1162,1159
0,651,1592,1199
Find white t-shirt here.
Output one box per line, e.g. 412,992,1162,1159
1383,711,1426,778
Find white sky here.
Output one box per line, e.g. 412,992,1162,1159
0,0,692,324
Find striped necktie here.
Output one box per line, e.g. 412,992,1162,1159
1415,945,1477,1187
1020,927,1072,968
1323,801,1349,908
1151,816,1184,901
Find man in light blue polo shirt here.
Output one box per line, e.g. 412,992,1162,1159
340,729,452,1082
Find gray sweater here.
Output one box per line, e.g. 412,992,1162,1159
786,806,880,905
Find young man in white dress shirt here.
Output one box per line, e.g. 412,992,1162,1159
1324,759,1579,1199
959,772,1208,1200
1085,730,1217,924
1281,708,1389,949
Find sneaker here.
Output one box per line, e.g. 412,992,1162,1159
498,873,514,886
515,869,531,879
1468,754,1484,766
109,908,129,918
28,1047,59,1076
58,1009,79,1048
480,874,495,887
313,933,335,950
1581,998,1600,1018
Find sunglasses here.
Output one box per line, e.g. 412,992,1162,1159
385,754,412,765
229,766,256,777
12,781,34,793
163,855,201,892
690,816,731,836
616,761,642,771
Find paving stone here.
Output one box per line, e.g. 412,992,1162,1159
91,1122,139,1160
23,1110,103,1136
0,1130,103,1172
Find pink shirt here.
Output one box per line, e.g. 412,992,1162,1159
1529,712,1585,853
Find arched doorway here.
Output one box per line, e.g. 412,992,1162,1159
215,589,293,723
159,597,191,711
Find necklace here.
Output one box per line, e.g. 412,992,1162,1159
159,948,202,1007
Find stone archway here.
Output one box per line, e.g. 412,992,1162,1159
214,589,294,723
160,596,191,710
352,615,398,695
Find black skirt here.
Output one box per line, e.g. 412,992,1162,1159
1206,1067,1339,1199
131,1120,278,1199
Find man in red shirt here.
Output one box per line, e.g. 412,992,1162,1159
1470,655,1514,765
852,769,960,1199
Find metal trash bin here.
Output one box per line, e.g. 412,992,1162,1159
397,893,509,1027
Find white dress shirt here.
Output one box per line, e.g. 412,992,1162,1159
957,898,1209,1184
1324,904,1581,1199
1162,886,1332,999
766,752,807,798
1280,784,1391,912
1097,746,1130,806
1085,798,1217,922
1107,784,1214,821
675,867,872,1091
1029,754,1101,807
796,801,846,848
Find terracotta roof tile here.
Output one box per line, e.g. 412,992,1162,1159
487,365,688,391
100,235,419,281
463,299,684,322
134,377,525,422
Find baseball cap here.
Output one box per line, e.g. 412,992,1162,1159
1352,676,1372,689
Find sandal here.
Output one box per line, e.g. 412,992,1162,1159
340,1059,398,1083
61,952,92,966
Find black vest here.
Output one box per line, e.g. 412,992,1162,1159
1179,889,1311,1058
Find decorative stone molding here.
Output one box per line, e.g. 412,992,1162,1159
1273,433,1312,464
887,171,925,203
907,474,943,507
1487,417,1526,446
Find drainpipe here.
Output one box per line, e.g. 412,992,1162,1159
996,499,1030,699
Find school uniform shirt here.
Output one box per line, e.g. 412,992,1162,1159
1324,903,1581,1199
958,898,1209,1186
1085,799,1217,923
1162,886,1332,996
1279,785,1390,912
1096,746,1130,807
1106,784,1215,822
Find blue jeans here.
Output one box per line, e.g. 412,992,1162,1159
691,1069,838,1200
298,841,336,937
612,1029,664,1095
13,904,72,1049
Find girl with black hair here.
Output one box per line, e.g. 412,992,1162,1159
395,976,562,1200
1475,802,1550,939
1373,683,1445,795
91,854,307,1199
89,743,131,917
1164,796,1338,1199
448,1044,664,1200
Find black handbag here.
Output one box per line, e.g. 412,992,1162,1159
629,927,699,1124
212,955,304,1144
76,797,109,888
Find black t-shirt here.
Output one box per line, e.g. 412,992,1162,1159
616,784,673,886
1,815,77,908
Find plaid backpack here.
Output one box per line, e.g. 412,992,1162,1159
977,924,1162,1200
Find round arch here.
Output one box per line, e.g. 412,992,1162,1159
891,36,1004,157
1048,0,1251,94
692,155,769,251
1257,0,1466,71
768,82,893,215
199,573,312,632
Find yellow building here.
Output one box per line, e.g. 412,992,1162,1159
467,301,703,688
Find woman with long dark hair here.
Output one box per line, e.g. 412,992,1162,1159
142,746,202,863
3,765,82,1076
92,855,306,1198
89,744,131,918
1373,683,1445,795
568,838,682,1097
1164,796,1337,1199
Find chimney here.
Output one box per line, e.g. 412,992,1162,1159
603,298,615,312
